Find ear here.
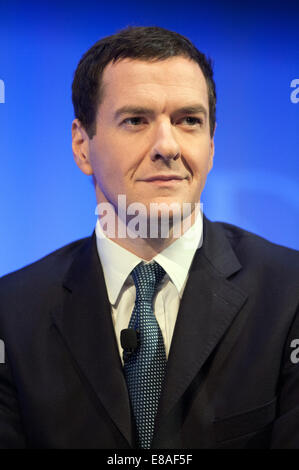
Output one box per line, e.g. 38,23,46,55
208,122,216,172
72,119,93,176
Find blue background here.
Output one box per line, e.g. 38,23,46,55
0,0,298,276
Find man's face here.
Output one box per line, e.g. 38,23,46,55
83,56,214,216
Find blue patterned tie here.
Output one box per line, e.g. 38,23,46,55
124,261,166,449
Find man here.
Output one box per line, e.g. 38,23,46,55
0,26,298,449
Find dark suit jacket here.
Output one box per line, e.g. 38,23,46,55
0,216,298,449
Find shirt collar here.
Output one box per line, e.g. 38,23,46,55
95,211,203,305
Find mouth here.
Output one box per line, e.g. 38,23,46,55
141,174,187,183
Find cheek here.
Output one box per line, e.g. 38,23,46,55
90,138,118,177
187,151,212,178
91,132,141,177
181,135,212,168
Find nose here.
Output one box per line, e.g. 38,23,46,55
150,119,181,162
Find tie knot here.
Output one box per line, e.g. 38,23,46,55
131,261,165,303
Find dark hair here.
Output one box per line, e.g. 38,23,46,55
72,26,216,138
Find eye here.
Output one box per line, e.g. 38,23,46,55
122,117,146,126
180,116,203,127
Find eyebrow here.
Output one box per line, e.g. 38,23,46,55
113,104,208,121
114,106,155,121
174,105,208,119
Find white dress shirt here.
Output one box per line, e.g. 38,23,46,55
95,212,203,363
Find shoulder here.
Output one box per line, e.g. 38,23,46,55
0,235,95,350
0,236,90,299
211,219,299,281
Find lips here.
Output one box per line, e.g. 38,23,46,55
142,175,186,182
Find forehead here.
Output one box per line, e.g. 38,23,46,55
100,57,209,112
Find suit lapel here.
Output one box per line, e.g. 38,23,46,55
155,217,248,430
50,217,248,447
51,233,133,447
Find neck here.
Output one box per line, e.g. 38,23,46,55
96,205,200,261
